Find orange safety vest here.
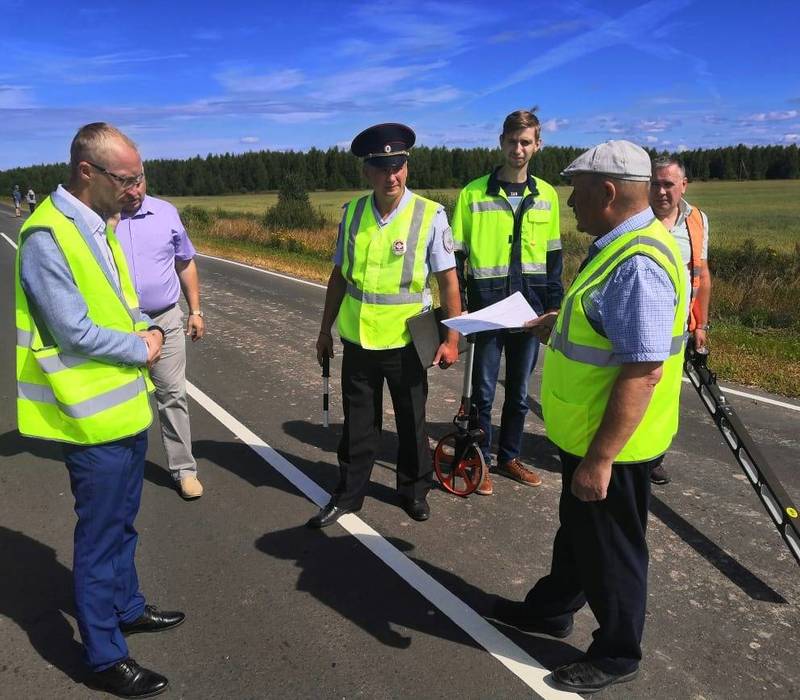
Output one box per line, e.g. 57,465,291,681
685,206,706,332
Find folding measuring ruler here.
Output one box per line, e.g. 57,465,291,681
684,342,800,565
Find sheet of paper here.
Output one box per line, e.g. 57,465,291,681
441,291,538,334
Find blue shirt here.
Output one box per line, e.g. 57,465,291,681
19,186,150,366
333,188,456,274
582,207,684,363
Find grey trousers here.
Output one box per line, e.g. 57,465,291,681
149,304,197,481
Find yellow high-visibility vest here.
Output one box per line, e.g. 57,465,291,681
15,196,153,445
541,219,688,462
337,192,439,350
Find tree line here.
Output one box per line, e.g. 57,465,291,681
3,143,798,198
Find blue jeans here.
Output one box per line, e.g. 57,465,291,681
471,330,539,466
64,431,148,671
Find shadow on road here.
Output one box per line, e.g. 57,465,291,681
255,525,582,668
0,430,62,462
649,496,786,603
0,526,83,682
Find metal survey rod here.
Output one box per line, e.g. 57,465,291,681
684,340,800,565
322,354,330,428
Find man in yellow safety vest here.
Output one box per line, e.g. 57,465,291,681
15,123,184,698
489,141,688,694
311,122,461,527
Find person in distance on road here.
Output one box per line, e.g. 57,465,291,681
12,184,22,216
118,174,206,500
647,155,713,485
311,122,462,527
15,122,184,699
489,141,688,694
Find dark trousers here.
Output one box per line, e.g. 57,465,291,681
334,341,432,509
64,431,148,671
471,330,540,465
524,450,654,675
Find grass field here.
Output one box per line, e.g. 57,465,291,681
165,179,800,251
174,180,800,397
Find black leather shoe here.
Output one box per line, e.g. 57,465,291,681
120,605,185,636
403,497,430,521
307,502,355,528
88,657,168,698
486,597,573,638
552,660,638,693
650,462,671,485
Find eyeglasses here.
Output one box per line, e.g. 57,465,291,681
86,161,145,190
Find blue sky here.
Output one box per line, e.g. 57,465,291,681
1,0,798,169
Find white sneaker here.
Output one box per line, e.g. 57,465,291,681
179,475,204,499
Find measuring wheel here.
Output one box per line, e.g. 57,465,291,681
433,432,486,497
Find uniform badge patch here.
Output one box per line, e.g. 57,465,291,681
392,239,407,256
442,227,455,254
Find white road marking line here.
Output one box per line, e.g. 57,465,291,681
186,379,577,700
197,252,327,289
1,232,18,249
196,249,800,414
681,377,800,412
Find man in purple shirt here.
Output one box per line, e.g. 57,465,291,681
118,179,206,499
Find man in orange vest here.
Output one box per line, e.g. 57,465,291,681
649,156,712,485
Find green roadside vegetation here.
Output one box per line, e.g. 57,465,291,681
176,179,800,398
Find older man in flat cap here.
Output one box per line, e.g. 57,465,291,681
489,141,688,693
311,123,461,527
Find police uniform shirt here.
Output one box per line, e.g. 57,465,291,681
332,187,456,273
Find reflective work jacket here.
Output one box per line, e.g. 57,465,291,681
15,196,153,445
541,219,688,463
452,170,562,313
685,205,705,332
338,192,439,350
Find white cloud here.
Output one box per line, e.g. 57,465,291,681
645,135,659,143
240,136,260,144
747,110,799,122
542,118,569,133
676,144,689,152
784,133,800,142
216,68,306,93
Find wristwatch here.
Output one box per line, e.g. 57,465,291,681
697,323,710,331
189,310,204,317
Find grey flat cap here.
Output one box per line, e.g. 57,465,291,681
561,140,651,181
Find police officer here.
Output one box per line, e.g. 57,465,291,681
310,123,461,527
489,141,688,694
16,123,184,698
452,108,563,494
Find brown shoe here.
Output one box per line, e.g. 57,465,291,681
179,475,204,499
475,470,493,495
496,458,542,487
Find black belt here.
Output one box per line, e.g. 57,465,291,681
146,303,177,318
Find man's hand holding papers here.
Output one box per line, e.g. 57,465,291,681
441,292,539,335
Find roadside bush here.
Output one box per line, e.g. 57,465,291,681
263,173,327,230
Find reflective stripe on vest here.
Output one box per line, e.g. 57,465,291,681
337,193,438,350
15,196,153,444
18,376,147,419
540,220,688,463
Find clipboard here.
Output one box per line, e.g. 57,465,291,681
407,307,469,368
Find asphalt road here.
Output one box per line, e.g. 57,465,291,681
1,203,798,700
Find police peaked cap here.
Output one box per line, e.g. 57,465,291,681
351,123,416,167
